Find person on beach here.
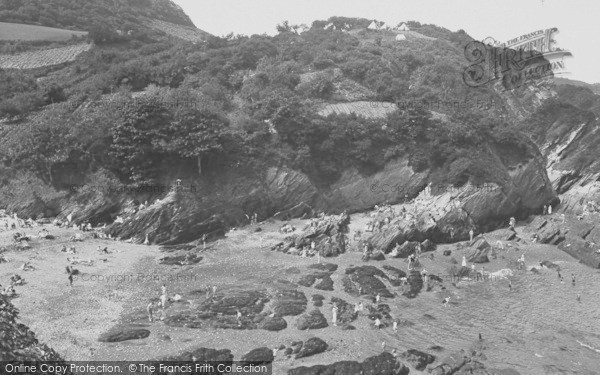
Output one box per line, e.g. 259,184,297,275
332,304,338,326
548,205,552,215
393,320,398,332
147,301,155,322
161,284,167,296
509,217,516,229
442,297,450,307
160,293,168,309
375,293,380,304
68,273,73,287
462,255,467,268
237,310,242,326
469,229,474,242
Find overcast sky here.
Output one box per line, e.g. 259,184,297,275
174,0,600,84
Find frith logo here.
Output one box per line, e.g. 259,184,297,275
463,27,572,90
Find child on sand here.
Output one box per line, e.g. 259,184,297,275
147,301,154,322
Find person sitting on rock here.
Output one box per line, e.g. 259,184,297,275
374,318,382,329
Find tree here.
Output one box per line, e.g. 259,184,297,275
161,107,229,176
109,96,171,185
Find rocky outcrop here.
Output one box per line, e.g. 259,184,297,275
0,294,67,363
467,239,491,263
98,327,150,342
401,349,435,370
45,146,553,245
241,347,274,364
295,337,328,359
296,309,328,330
288,352,409,375
342,265,394,298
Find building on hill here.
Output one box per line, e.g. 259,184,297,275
397,23,410,31
395,34,407,41
367,21,378,30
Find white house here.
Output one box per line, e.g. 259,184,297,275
397,23,410,31
367,21,378,30
395,34,407,41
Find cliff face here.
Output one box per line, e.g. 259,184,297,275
92,146,555,245
516,82,600,214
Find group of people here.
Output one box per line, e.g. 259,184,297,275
0,274,24,297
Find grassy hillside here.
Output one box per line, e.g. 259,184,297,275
0,21,87,41
0,0,195,30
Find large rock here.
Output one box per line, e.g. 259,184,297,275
343,266,394,298
296,309,328,330
389,241,419,258
295,337,328,359
288,352,409,375
272,289,308,317
257,316,287,331
537,221,565,245
401,349,435,370
98,328,150,342
241,347,274,364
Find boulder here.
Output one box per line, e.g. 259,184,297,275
296,309,328,330
343,266,394,298
159,347,233,363
241,347,274,364
389,241,419,258
98,328,150,342
272,289,308,317
401,349,435,370
311,294,325,307
288,352,409,375
308,263,338,272
371,250,386,261
295,337,328,359
314,275,334,291
257,316,287,331
331,297,358,323
467,247,490,263
421,239,436,252
537,222,565,245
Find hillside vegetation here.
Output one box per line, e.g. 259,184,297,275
0,21,87,41
0,0,194,30
0,14,543,222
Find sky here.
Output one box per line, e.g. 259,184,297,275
174,0,600,84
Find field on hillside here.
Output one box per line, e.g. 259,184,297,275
319,101,398,119
0,42,91,69
0,22,87,41
146,18,211,42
